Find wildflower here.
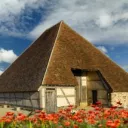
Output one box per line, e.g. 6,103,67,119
6,112,14,116
114,119,120,126
77,118,83,123
16,113,27,121
94,106,101,111
73,124,79,128
72,115,78,120
64,121,71,126
106,119,120,128
4,118,12,123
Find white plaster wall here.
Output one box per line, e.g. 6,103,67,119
57,88,75,107
57,97,75,107
57,88,75,95
111,92,128,108
40,87,75,108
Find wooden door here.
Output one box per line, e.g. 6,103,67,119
45,88,57,113
92,90,97,104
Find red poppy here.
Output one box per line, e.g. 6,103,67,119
6,112,14,116
64,121,71,126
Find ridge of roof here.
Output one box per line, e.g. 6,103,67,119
0,21,127,92
0,21,61,92
42,21,62,84
1,21,62,76
61,21,128,74
42,21,128,92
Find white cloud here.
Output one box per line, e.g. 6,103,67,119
0,0,46,19
97,46,108,54
95,11,113,28
0,0,47,36
0,0,128,45
0,0,47,19
0,48,18,63
29,0,128,45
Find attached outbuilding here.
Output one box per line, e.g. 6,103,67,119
0,21,128,113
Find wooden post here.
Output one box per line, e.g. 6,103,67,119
39,87,43,109
80,76,88,107
3,104,8,108
16,107,21,111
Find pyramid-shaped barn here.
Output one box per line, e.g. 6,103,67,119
0,21,128,112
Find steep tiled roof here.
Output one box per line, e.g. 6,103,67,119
0,21,128,92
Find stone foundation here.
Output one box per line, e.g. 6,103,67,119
111,92,128,108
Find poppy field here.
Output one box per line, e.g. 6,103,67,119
0,101,127,128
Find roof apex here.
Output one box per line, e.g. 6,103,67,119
0,21,128,92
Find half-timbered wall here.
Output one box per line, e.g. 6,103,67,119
87,72,108,105
57,88,75,107
40,87,75,109
0,92,40,108
75,71,108,106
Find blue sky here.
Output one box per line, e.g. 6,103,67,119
0,0,128,75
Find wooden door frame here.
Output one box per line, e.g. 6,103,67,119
45,88,57,113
